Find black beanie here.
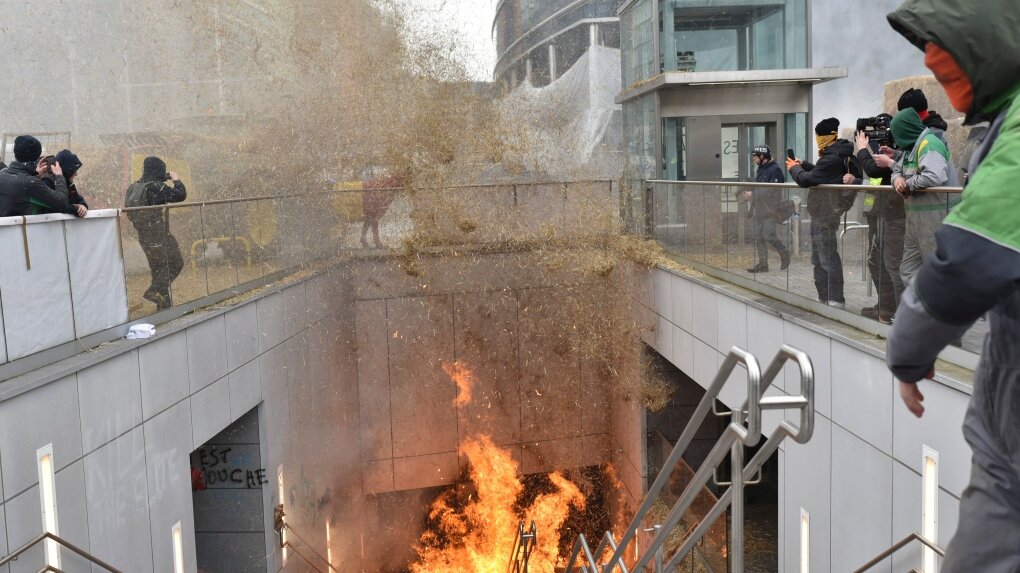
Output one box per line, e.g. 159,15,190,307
814,117,840,136
55,149,83,178
13,135,42,163
141,156,167,181
897,88,928,112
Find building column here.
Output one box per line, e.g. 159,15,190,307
548,44,558,81
525,58,533,84
590,23,599,46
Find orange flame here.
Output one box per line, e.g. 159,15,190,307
410,362,587,573
443,361,476,408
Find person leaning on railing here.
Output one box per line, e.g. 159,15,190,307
889,107,960,286
787,118,861,310
0,135,86,218
885,0,1020,570
846,125,904,324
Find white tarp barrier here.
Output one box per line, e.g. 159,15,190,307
64,211,129,337
0,215,76,360
500,45,623,179
0,210,127,362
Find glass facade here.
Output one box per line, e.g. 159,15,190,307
623,93,658,232
494,0,623,84
659,0,807,73
621,0,656,87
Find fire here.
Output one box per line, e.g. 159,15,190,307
443,361,476,408
409,363,587,573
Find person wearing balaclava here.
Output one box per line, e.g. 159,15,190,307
885,1,1020,571
125,156,187,311
787,117,861,309
0,135,82,218
889,106,958,286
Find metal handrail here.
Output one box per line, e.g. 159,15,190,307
565,345,814,573
506,521,538,573
646,179,963,194
0,531,123,572
852,532,945,573
273,505,338,573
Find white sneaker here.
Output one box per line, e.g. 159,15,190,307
826,301,846,310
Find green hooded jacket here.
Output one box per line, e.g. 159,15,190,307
889,0,1020,252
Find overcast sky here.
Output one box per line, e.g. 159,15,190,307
400,0,498,80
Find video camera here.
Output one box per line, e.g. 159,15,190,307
856,114,894,148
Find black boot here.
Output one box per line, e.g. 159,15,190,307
747,263,769,273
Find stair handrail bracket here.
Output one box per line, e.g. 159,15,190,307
565,345,815,573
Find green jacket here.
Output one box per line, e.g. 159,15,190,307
886,0,1020,387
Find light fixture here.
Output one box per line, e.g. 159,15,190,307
800,508,810,573
278,464,288,563
326,519,333,567
37,444,60,569
922,446,939,573
172,521,184,573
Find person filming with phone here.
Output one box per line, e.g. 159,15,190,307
741,145,791,273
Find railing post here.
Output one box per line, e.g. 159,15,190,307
730,437,745,573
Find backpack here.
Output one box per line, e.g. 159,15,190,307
125,181,155,223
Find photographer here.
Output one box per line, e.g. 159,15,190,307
125,156,187,311
788,118,860,309
0,135,83,218
848,114,905,323
742,145,790,273
890,107,959,285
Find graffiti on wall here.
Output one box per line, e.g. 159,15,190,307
191,445,269,491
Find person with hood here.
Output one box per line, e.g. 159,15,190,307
40,150,89,217
890,106,959,286
886,1,1020,570
898,88,951,143
0,135,83,218
787,118,860,309
125,156,187,311
742,145,791,273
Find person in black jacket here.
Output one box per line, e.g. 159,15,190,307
787,118,860,309
847,122,905,323
126,156,187,311
40,150,89,217
742,145,790,273
0,135,83,218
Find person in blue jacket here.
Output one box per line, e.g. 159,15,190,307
741,145,791,273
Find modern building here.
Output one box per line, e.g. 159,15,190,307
618,0,933,187
494,0,624,89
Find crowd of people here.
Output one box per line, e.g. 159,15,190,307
742,87,958,323
0,139,187,311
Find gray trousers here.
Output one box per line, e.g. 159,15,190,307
900,209,947,286
881,217,906,308
942,358,1020,573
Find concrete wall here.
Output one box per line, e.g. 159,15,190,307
349,253,614,495
632,265,973,572
0,267,355,573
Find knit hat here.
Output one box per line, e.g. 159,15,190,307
55,150,83,178
141,156,167,181
897,88,928,112
814,118,840,136
13,135,42,163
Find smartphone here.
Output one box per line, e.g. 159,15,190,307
786,148,796,161
868,140,881,154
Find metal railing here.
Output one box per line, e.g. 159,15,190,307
274,504,338,573
506,521,538,573
637,178,983,367
0,531,124,572
565,345,815,572
852,532,946,573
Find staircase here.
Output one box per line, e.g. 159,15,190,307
562,345,816,572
